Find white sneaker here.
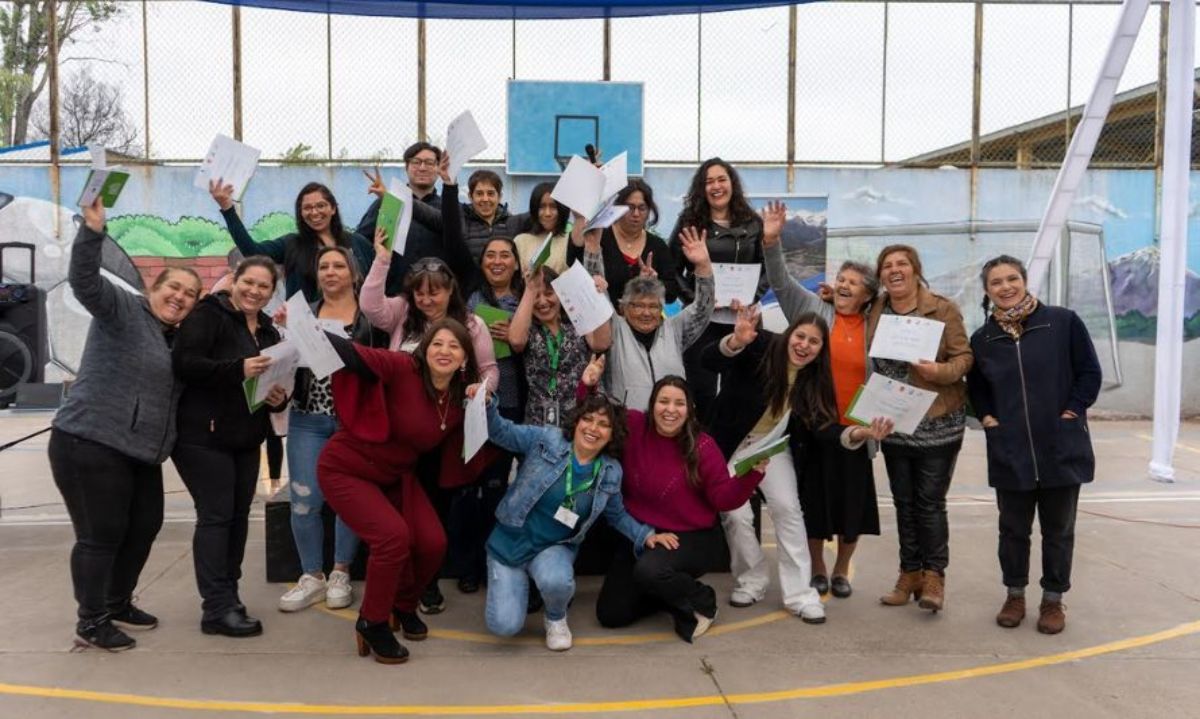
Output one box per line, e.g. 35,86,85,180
729,589,760,608
278,574,326,612
544,617,573,651
797,603,826,625
326,570,353,609
692,609,717,641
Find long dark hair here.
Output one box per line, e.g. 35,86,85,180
616,178,659,227
648,375,701,488
562,393,627,460
314,245,362,294
525,182,568,235
412,317,478,405
476,237,526,306
291,183,349,288
678,157,757,229
402,258,470,341
979,254,1028,316
759,312,838,429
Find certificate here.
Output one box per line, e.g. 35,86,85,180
732,434,789,476
194,134,261,200
868,314,944,364
445,110,488,180
845,373,937,435
285,292,345,380
550,261,613,336
712,263,761,308
242,341,299,411
462,387,489,462
377,179,413,254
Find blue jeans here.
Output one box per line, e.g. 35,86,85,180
286,410,359,574
485,545,576,636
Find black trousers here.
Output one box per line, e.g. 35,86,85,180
682,322,730,428
996,484,1080,594
48,429,164,625
883,448,959,574
595,526,723,641
446,405,520,583
173,442,260,620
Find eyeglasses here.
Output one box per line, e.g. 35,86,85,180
625,204,649,215
410,258,450,274
301,202,331,213
407,158,438,168
626,301,662,313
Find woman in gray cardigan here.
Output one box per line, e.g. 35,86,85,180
49,198,203,651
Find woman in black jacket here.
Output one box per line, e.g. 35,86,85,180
669,158,766,424
967,255,1102,636
172,256,289,637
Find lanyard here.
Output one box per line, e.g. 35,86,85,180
562,457,600,511
543,325,563,394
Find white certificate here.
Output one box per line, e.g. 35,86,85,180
868,314,945,364
462,387,489,462
551,155,608,218
316,318,350,339
285,292,345,380
582,196,630,232
550,261,614,336
712,263,761,308
845,373,937,435
445,110,488,181
194,134,261,200
252,341,300,403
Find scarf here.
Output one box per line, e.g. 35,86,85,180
992,293,1038,340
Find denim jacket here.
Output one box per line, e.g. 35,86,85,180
486,401,654,554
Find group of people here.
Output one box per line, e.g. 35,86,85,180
49,143,1103,663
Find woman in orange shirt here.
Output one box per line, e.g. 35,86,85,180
759,202,881,600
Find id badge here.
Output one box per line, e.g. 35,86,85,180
544,402,559,427
553,505,580,529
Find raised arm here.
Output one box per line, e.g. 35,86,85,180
508,269,540,352
359,230,409,335
69,200,139,324
210,179,286,263
667,216,696,304
483,395,544,454
761,202,825,321
670,226,714,349
469,316,500,391
699,301,762,374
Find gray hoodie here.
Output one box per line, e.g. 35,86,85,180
52,225,183,465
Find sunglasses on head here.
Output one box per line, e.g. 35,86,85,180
410,258,449,275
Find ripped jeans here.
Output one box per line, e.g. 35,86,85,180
286,410,359,575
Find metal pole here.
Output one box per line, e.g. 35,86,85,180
232,5,243,141
696,12,702,162
48,0,60,238
603,17,611,81
1066,5,1074,160
417,18,427,142
786,5,797,192
1154,5,1168,238
970,2,982,227
880,3,889,164
326,12,333,159
141,0,150,160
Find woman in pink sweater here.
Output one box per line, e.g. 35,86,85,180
580,357,767,642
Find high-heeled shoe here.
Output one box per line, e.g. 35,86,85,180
355,618,409,664
388,610,428,641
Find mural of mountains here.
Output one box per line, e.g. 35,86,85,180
1109,246,1200,342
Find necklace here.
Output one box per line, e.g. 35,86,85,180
435,391,450,430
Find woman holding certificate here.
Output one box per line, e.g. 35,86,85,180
967,255,1101,635
867,246,973,613
702,308,892,623
760,201,882,599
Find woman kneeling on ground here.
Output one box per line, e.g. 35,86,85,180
468,383,679,651
579,359,768,642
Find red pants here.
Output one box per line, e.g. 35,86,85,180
318,444,446,623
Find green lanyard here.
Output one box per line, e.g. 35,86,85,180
543,325,563,394
562,457,600,512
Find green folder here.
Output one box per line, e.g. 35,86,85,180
474,304,514,359
243,377,265,413
732,434,790,476
77,169,130,208
528,232,555,272
843,383,871,426
376,192,406,252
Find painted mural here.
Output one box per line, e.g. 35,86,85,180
1,164,1197,415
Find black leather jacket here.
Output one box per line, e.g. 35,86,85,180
668,215,766,304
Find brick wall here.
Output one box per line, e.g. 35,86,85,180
132,256,230,293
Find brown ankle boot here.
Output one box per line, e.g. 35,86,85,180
1037,600,1066,634
996,595,1026,628
917,570,944,612
879,570,924,606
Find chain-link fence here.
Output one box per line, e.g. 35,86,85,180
0,0,1189,169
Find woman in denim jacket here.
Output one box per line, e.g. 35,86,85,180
467,387,679,651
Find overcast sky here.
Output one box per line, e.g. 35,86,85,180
53,1,1167,163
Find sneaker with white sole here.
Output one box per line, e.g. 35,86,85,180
544,617,573,651
326,570,353,609
729,589,761,608
692,609,717,641
797,603,826,625
278,574,326,612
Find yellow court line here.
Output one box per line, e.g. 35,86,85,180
1,619,1198,715
1135,433,1200,455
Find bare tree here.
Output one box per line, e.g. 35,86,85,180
0,1,121,146
31,67,138,153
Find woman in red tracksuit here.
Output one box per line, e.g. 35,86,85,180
318,317,494,664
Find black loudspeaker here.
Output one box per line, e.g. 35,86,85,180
0,243,48,409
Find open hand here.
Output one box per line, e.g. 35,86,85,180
678,226,710,267
438,152,453,185
760,201,786,248
730,300,760,348
645,532,680,551
209,178,235,211
373,226,391,259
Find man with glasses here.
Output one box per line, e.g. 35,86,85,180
357,142,452,296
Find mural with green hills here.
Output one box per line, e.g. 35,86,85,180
106,212,297,257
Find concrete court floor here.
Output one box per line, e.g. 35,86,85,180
1,410,1199,719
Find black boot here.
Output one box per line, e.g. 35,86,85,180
389,610,428,641
356,618,409,664
201,609,262,637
